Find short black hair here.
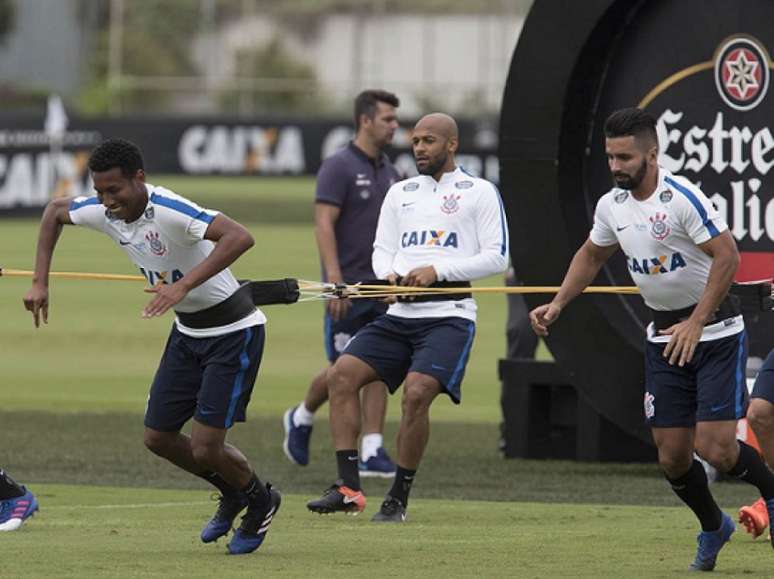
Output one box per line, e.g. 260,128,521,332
604,107,658,146
88,138,144,178
354,89,399,130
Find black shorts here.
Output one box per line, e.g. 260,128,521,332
643,331,748,427
342,314,476,404
751,349,774,404
144,324,265,431
323,299,387,362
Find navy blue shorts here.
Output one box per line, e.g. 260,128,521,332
324,299,387,362
144,324,265,432
342,314,476,404
643,331,748,427
751,349,774,403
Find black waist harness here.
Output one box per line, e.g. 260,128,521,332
649,294,741,332
175,282,257,329
175,279,300,329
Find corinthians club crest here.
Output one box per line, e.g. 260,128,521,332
145,231,167,256
714,34,771,112
649,213,670,241
441,194,461,214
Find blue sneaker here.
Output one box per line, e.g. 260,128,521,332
282,406,312,466
359,447,396,478
227,484,281,555
689,512,735,571
200,493,248,543
0,487,39,532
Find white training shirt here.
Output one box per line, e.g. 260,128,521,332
372,166,509,321
68,184,265,338
589,167,743,343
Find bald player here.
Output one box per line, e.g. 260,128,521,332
306,112,509,522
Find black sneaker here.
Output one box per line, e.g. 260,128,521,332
227,484,282,555
200,493,248,543
307,483,366,515
370,495,406,523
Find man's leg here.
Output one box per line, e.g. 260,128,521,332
371,373,442,523
747,398,774,467
307,354,378,514
282,368,328,466
652,426,734,571
359,380,396,478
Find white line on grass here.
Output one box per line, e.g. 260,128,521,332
44,500,211,510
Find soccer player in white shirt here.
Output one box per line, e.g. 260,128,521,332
22,139,279,554
529,108,774,572
307,113,509,521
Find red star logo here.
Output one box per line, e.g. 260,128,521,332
723,48,761,101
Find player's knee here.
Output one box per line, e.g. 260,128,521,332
190,440,220,469
327,363,358,397
695,441,737,471
144,428,172,456
748,399,774,434
401,383,434,416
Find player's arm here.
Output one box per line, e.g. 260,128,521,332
661,230,739,366
372,188,399,280
22,197,75,327
315,202,351,321
142,214,254,318
529,238,619,336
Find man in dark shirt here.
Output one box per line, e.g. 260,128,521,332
282,90,400,477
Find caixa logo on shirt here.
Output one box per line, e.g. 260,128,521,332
139,268,184,286
626,252,687,275
401,230,459,248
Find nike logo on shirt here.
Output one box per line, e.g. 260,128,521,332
616,225,630,232
119,240,132,245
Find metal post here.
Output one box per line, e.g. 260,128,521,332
107,0,125,115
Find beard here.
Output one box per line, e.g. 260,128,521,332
612,158,648,190
417,152,448,176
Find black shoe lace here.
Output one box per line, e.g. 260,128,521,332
212,493,245,521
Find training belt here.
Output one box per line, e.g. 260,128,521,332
649,294,742,332
175,279,300,329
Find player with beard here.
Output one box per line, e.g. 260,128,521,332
306,113,508,521
529,108,774,572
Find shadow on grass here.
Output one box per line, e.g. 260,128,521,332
1,411,757,508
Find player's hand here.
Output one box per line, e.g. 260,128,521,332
142,282,189,318
23,284,49,328
659,319,704,366
381,273,399,304
529,303,561,337
402,266,437,287
327,296,352,322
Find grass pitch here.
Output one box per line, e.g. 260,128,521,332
2,176,768,577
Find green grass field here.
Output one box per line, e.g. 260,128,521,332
0,176,768,577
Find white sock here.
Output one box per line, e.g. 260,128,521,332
293,402,314,427
361,433,383,461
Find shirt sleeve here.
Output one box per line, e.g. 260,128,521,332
589,195,619,247
433,182,510,282
68,196,107,232
152,194,218,245
315,157,348,207
372,185,400,279
674,183,727,244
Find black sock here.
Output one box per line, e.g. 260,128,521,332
665,460,723,532
388,466,417,507
0,469,25,500
198,471,241,498
726,441,774,500
242,473,270,508
336,450,361,491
